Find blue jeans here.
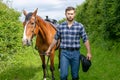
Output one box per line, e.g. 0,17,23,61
60,49,80,80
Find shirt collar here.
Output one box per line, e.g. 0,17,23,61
64,21,76,26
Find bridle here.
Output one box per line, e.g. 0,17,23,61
30,16,37,38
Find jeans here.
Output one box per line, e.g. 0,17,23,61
60,49,80,80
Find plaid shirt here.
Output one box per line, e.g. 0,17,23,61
55,21,88,49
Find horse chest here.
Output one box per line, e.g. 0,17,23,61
36,37,48,50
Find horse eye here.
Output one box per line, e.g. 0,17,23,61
31,22,35,25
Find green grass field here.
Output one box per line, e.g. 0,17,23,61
0,44,120,80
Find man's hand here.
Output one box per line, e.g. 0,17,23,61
84,40,92,60
45,49,51,56
87,53,92,60
45,39,57,56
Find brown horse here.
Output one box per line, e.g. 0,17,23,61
22,8,60,80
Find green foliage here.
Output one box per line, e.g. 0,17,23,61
0,1,22,61
75,0,120,49
75,0,104,43
103,0,120,40
58,18,66,24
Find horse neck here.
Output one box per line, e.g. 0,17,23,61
36,16,51,40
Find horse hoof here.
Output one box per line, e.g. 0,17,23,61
43,78,46,80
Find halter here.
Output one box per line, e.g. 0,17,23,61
30,17,37,38
24,13,36,37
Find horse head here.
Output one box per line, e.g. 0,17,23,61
22,8,38,46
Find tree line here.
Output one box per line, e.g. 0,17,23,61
75,0,120,42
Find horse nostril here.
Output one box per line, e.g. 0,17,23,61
26,40,29,44
26,39,28,43
27,39,31,46
22,38,31,46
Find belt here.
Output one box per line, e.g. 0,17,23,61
61,48,79,51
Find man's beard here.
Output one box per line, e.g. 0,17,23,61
67,17,74,22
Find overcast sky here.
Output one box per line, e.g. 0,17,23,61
3,0,85,21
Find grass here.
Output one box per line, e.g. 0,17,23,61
0,44,120,80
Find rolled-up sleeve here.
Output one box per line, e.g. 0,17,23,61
80,25,88,43
54,26,61,40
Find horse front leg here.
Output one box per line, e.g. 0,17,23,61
50,52,55,80
39,54,46,80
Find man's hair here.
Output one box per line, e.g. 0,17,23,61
65,6,75,13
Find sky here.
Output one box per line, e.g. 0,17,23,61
3,0,85,21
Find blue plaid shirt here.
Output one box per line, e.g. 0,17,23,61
55,21,88,49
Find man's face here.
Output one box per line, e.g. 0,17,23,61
65,10,75,22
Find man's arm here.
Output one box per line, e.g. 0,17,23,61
46,39,57,55
84,40,92,60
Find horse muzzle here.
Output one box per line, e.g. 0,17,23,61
22,39,32,46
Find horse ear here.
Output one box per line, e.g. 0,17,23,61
33,8,38,16
23,10,27,16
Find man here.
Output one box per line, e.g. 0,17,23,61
46,6,92,80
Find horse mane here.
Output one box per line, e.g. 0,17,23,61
25,12,57,31
36,15,57,31
34,15,57,42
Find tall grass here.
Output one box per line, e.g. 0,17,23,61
0,43,120,80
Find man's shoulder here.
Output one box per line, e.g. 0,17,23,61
60,21,67,25
74,21,83,27
58,21,67,29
